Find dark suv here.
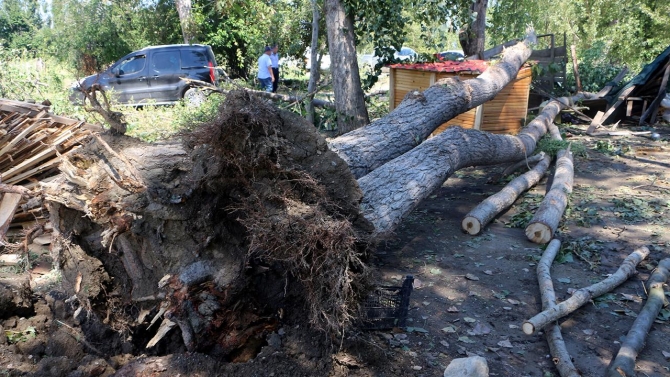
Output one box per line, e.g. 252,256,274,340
70,44,220,106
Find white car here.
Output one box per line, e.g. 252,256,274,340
358,47,417,68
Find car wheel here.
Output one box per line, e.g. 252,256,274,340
183,88,206,106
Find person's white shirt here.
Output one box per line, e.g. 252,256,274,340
258,54,272,79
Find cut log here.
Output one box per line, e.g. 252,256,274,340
463,153,551,235
525,146,574,244
536,239,581,377
523,246,650,335
329,39,534,179
606,258,670,377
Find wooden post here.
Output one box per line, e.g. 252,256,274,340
570,45,582,92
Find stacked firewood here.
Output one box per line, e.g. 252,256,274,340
0,99,100,244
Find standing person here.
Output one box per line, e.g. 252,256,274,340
270,44,280,93
257,46,274,92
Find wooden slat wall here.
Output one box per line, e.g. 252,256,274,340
480,66,532,134
390,65,532,136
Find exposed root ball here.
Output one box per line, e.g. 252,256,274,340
184,91,373,334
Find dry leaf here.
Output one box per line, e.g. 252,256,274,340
74,272,82,293
497,340,513,348
484,270,493,275
662,350,670,359
447,306,460,313
458,336,476,344
441,326,457,333
464,317,477,323
583,329,595,335
507,299,521,305
465,273,480,281
467,322,492,336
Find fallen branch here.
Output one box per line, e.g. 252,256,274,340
493,152,547,183
537,239,581,377
606,258,670,377
81,84,127,135
523,246,650,335
525,145,574,244
462,153,551,235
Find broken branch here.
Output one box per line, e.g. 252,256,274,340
606,258,670,377
523,246,650,335
537,239,581,377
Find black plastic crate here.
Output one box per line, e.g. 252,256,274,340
359,275,414,330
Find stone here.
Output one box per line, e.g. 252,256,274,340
443,356,489,377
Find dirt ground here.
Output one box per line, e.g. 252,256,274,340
1,118,670,377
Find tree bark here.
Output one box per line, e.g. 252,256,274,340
459,0,488,58
358,94,588,236
324,0,369,134
306,0,321,125
462,152,551,235
175,0,195,44
328,39,533,179
537,239,581,377
525,146,574,244
606,258,670,377
523,247,650,335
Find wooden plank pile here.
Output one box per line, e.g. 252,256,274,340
0,99,99,244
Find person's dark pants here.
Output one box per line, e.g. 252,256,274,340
272,67,279,93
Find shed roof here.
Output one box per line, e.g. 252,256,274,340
388,60,490,74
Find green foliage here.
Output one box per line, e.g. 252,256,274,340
593,139,631,156
566,41,628,92
38,0,180,73
125,93,226,142
505,193,544,228
536,136,586,158
5,326,36,344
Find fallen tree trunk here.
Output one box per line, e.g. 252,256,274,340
525,145,574,244
606,258,670,377
329,38,535,179
523,246,650,335
359,94,590,236
462,152,551,235
536,239,581,377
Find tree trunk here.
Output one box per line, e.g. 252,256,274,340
328,39,533,179
459,0,488,58
306,0,321,125
175,0,195,44
358,92,587,236
324,0,370,134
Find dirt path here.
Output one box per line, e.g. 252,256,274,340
1,126,669,377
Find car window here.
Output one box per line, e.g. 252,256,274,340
117,55,146,75
399,48,415,56
152,51,181,73
181,49,209,69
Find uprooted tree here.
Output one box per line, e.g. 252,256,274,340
35,38,573,358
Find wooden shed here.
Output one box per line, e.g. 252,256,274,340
388,61,533,135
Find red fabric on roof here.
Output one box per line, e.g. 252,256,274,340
388,60,490,74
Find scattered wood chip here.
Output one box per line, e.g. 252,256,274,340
497,340,513,348
465,273,480,281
